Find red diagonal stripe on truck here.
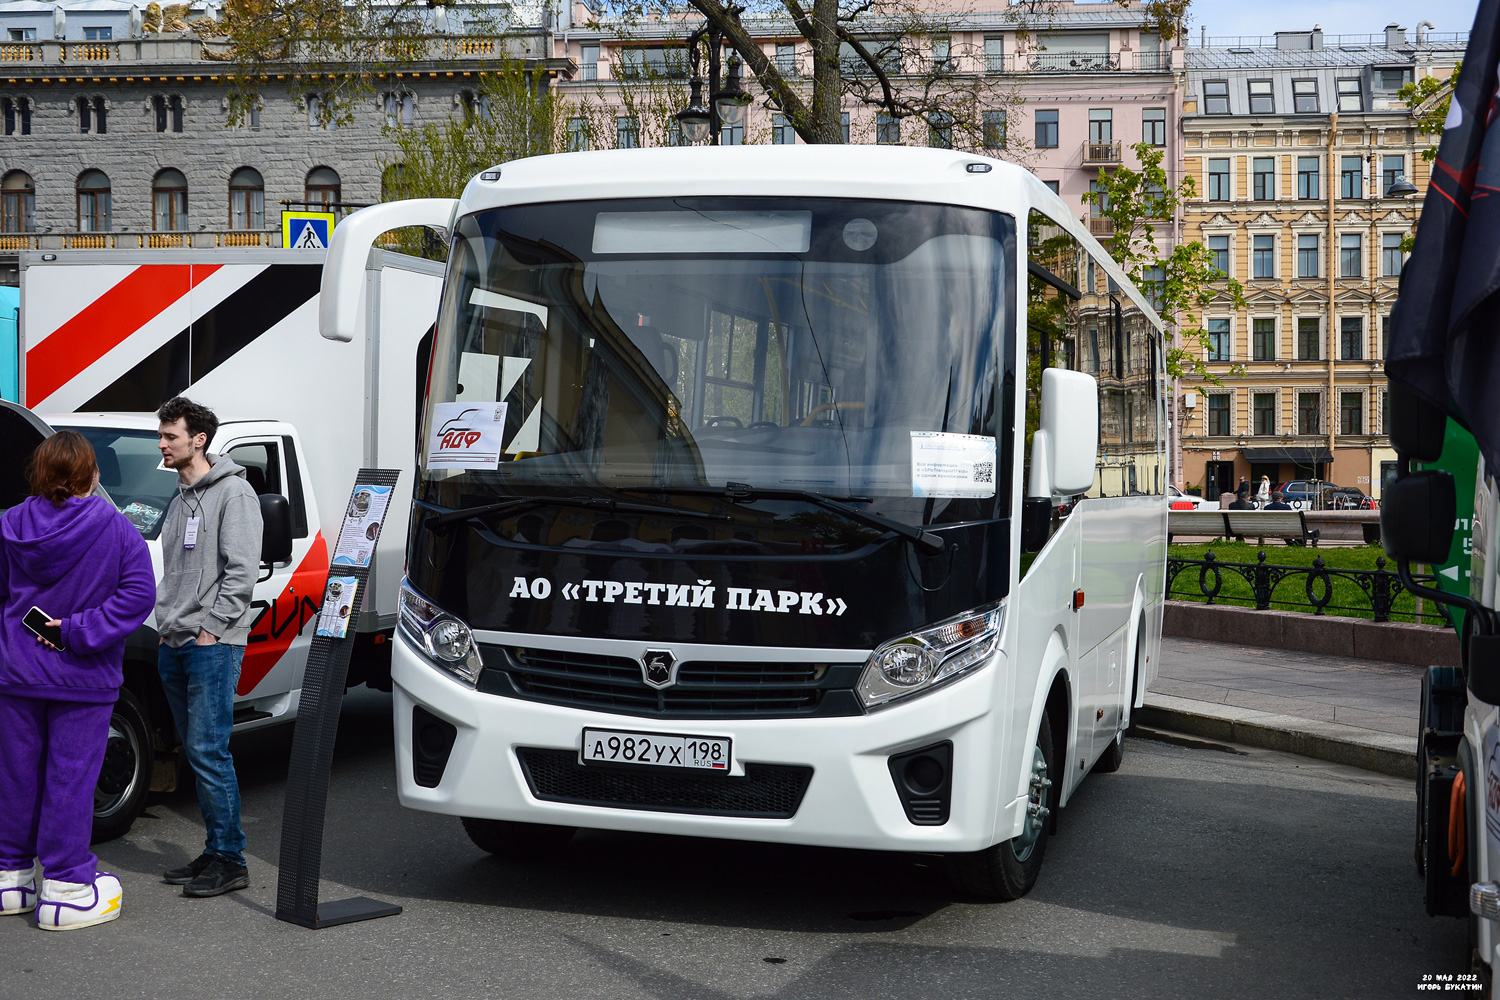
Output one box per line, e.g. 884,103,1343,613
25,263,222,407
240,533,329,697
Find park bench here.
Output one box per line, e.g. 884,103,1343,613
1167,509,1320,547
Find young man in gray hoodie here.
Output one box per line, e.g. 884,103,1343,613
154,397,263,898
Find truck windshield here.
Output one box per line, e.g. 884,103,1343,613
421,197,1014,528
69,427,177,539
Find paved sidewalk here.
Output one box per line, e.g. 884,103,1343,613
1140,635,1424,778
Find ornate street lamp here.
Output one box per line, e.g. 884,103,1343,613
712,54,751,126
675,75,712,144
675,4,746,145
1385,174,1419,198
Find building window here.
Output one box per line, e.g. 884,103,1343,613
1251,157,1275,200
1381,391,1390,434
1339,233,1362,277
1034,109,1058,148
1088,179,1110,213
1253,318,1275,360
775,42,796,77
152,168,188,231
667,121,686,147
307,94,335,131
771,113,795,145
1297,317,1321,360
83,26,111,40
1,170,33,233
3,97,31,136
1375,67,1413,91
983,110,1006,150
1247,79,1274,114
1207,158,1230,201
230,95,260,131
1043,180,1060,195
566,116,588,151
1088,108,1112,144
1337,78,1363,112
1208,235,1229,276
1297,156,1319,199
1142,107,1166,146
76,95,107,134
228,166,264,230
305,166,340,208
984,35,1004,74
1340,391,1363,434
1383,315,1393,356
1203,80,1229,114
616,116,639,148
1292,78,1319,113
1207,393,1231,435
876,112,900,145
928,111,953,149
1207,318,1230,361
1253,392,1276,435
460,90,491,123
76,169,110,232
8,29,34,41
931,35,952,71
842,112,850,144
1340,155,1363,199
1297,392,1321,435
721,121,743,145
1252,234,1275,278
1296,234,1319,277
1383,232,1405,276
1141,266,1165,311
1340,316,1363,360
1381,154,1406,197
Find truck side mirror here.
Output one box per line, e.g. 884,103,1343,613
1028,368,1099,499
1380,469,1455,564
1468,633,1500,705
260,494,293,565
319,198,459,344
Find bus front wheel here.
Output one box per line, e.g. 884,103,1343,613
946,713,1055,901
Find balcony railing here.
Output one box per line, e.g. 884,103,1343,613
1087,215,1114,237
1135,49,1166,70
774,55,798,77
984,53,1006,74
0,33,546,67
578,61,597,81
0,228,288,250
1083,140,1121,164
1030,51,1118,72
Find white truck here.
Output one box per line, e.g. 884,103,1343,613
0,246,443,839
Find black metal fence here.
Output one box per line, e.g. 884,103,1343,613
1166,550,1454,626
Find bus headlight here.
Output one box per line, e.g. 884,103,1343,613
857,602,1005,709
398,581,484,686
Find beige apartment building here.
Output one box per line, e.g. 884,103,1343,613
1177,25,1463,500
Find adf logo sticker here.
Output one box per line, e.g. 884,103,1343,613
427,401,508,470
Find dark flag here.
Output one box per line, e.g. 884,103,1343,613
1388,0,1500,474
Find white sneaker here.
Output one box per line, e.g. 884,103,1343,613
0,863,37,915
36,873,122,931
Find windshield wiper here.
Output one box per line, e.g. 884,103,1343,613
622,484,948,555
422,495,731,530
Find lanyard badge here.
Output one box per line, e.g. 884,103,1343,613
184,516,201,550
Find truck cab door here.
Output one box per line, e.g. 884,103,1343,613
0,399,53,510
219,434,322,712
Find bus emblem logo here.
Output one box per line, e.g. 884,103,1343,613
641,650,678,690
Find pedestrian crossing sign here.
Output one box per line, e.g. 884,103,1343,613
282,211,336,250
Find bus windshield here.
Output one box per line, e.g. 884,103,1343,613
421,197,1015,526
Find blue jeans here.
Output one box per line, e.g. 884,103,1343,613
158,641,246,868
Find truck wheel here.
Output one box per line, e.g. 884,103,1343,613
461,818,576,857
92,689,152,843
946,713,1054,901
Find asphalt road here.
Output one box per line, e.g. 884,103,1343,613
0,689,1468,999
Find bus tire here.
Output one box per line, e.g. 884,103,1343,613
92,688,152,843
946,713,1054,901
461,818,576,857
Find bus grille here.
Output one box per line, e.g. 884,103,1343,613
477,645,865,719
516,748,813,818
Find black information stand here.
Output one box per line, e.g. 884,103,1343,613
275,469,403,929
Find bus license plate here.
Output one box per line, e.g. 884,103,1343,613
580,728,731,772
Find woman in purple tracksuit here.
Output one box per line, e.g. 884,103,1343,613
0,430,154,930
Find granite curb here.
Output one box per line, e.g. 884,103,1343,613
1135,693,1418,780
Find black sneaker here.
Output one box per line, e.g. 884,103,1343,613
181,857,249,898
163,853,214,885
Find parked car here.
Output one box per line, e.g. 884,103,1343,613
1279,479,1337,510
1168,484,1219,510
1329,486,1378,510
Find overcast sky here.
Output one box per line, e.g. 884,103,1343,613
1189,0,1480,40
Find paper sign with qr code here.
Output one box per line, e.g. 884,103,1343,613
910,432,997,499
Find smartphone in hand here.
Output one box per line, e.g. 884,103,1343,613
22,607,64,651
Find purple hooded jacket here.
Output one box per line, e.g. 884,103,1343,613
0,494,155,703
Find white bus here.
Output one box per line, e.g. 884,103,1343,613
321,145,1168,899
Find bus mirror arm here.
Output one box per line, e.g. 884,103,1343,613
318,198,460,344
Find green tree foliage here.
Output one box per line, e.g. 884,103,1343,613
1398,62,1460,163
1083,141,1244,380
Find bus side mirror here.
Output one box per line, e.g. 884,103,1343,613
259,494,293,565
1380,469,1455,564
1028,368,1099,498
1387,381,1447,463
319,198,459,344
